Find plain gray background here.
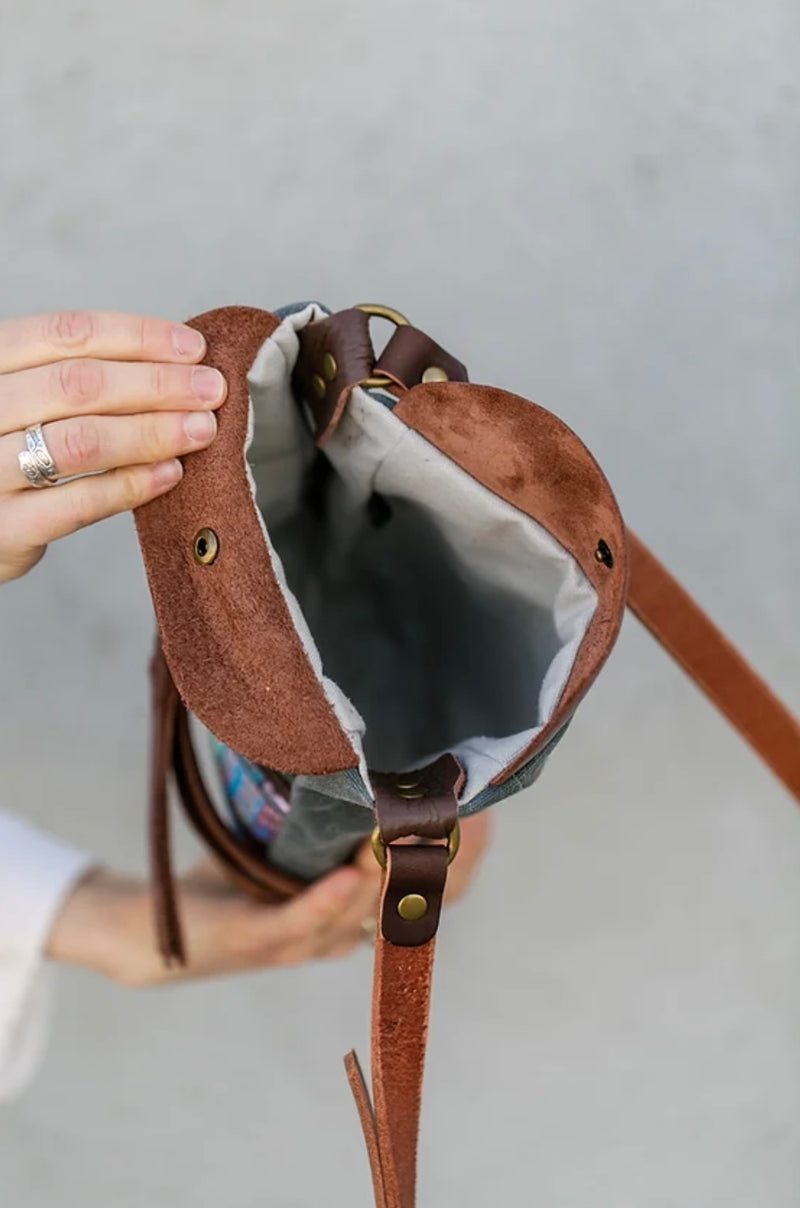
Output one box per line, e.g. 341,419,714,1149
1,1,799,1204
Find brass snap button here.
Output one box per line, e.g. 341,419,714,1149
421,366,449,384
193,527,219,566
311,373,326,400
397,893,428,921
322,353,338,382
595,539,614,568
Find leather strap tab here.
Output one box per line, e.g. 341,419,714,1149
372,754,462,844
292,309,469,446
627,530,800,803
373,325,468,389
379,845,449,947
292,308,374,445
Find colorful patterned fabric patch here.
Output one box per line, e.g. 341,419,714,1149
212,740,291,844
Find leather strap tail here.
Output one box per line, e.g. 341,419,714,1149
149,641,186,965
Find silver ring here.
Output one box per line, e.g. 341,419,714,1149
18,423,59,488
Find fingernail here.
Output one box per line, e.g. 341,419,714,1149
191,365,226,404
184,410,217,444
172,325,206,358
152,459,184,489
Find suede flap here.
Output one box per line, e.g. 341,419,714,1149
393,381,628,779
134,306,359,774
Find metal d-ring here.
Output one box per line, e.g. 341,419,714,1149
371,820,461,871
356,303,411,391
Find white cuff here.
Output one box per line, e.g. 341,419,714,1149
0,811,95,1100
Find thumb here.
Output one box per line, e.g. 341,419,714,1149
268,864,365,949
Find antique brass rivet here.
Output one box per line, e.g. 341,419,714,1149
193,527,219,566
311,373,327,400
595,539,614,568
322,353,338,381
398,894,428,921
421,366,448,384
396,781,419,791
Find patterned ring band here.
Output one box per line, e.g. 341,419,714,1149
18,423,60,488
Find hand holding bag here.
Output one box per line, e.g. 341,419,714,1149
134,301,800,1207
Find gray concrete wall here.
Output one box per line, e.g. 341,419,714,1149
1,1,799,1204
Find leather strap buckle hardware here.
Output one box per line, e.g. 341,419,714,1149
356,302,411,391
370,818,461,870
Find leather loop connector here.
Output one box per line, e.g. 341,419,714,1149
371,754,463,948
380,844,449,946
371,754,463,845
374,324,468,390
292,308,375,445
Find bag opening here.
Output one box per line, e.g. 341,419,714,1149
244,306,598,803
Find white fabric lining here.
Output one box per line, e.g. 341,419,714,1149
245,307,369,784
245,309,598,804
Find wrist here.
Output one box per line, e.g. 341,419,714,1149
45,867,147,982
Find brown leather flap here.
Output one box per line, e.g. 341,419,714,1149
393,381,628,780
134,306,359,775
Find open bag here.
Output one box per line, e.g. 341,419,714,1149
134,301,800,1208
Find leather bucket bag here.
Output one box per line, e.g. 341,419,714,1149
134,300,800,1208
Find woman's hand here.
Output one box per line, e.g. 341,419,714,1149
45,814,492,987
0,310,226,584
46,858,381,987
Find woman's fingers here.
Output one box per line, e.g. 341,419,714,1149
0,310,206,375
0,410,217,492
318,867,380,949
0,459,183,577
0,311,225,583
0,358,226,437
240,867,366,967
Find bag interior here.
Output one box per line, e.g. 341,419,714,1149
244,306,598,803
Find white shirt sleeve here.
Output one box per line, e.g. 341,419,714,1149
0,811,95,1100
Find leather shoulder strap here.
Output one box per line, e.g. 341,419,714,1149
627,530,800,803
346,757,462,1208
